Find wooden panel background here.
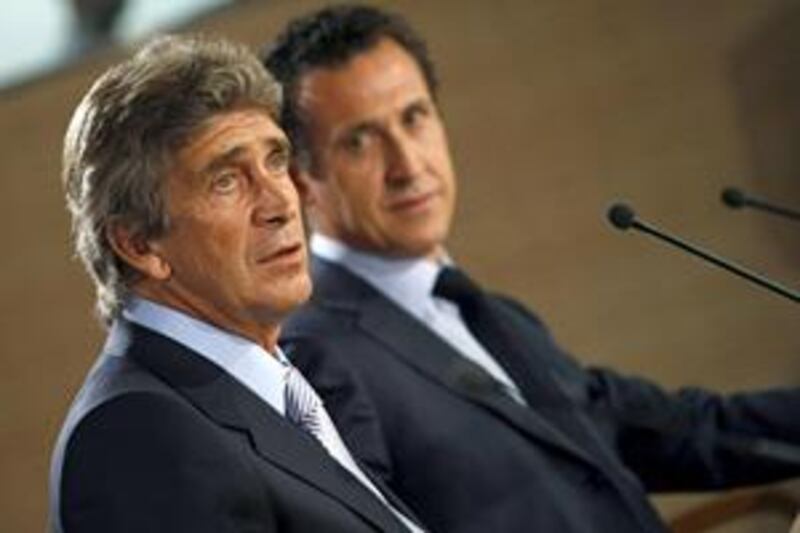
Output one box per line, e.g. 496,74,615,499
0,1,797,531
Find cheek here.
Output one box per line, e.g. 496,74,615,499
432,139,453,173
279,178,302,207
176,219,245,267
424,123,452,166
331,173,378,216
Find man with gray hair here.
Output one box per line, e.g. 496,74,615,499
49,33,423,533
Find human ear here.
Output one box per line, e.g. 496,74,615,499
106,222,172,281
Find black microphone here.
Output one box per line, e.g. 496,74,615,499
721,187,800,222
606,202,800,304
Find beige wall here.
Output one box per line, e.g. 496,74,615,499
1,1,798,531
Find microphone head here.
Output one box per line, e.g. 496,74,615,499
607,203,637,230
721,187,745,208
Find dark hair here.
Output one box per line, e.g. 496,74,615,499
261,3,438,169
63,34,283,321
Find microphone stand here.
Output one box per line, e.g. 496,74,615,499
607,203,800,304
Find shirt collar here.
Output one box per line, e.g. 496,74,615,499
310,233,446,320
122,296,289,415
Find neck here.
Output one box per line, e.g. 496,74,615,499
132,285,281,353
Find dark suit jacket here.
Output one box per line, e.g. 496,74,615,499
49,319,416,533
281,256,800,533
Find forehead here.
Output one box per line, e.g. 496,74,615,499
297,38,431,127
176,108,287,170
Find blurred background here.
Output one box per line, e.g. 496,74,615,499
1,1,798,531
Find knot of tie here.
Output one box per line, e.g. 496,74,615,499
433,266,485,311
433,267,483,305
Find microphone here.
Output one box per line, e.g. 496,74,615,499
606,202,800,304
721,187,800,222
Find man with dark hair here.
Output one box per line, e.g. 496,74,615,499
265,5,800,532
49,33,424,533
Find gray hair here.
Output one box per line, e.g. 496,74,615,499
63,33,283,322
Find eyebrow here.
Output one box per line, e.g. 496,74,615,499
406,97,430,110
200,136,291,176
340,120,378,139
337,97,433,139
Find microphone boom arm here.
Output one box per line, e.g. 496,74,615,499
608,203,800,304
745,197,800,221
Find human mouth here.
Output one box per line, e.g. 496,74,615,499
256,242,305,267
386,190,439,213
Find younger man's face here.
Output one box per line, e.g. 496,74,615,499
297,37,457,261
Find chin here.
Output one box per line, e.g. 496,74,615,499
284,273,312,301
256,277,312,316
388,240,442,260
297,280,313,305
400,228,449,257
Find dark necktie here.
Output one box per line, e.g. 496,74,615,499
433,267,540,404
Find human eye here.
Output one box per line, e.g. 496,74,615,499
340,128,372,156
209,170,241,195
265,144,291,174
403,102,431,130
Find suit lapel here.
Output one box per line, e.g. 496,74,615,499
360,295,601,467
311,258,601,470
117,321,404,533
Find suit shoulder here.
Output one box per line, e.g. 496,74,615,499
52,383,265,532
60,353,175,430
51,353,227,482
53,355,217,472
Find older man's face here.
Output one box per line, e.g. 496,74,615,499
297,37,457,261
148,108,311,345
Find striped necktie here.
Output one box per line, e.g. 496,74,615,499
283,365,424,532
284,365,335,449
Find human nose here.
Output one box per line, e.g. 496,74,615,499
250,171,297,227
385,133,423,186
